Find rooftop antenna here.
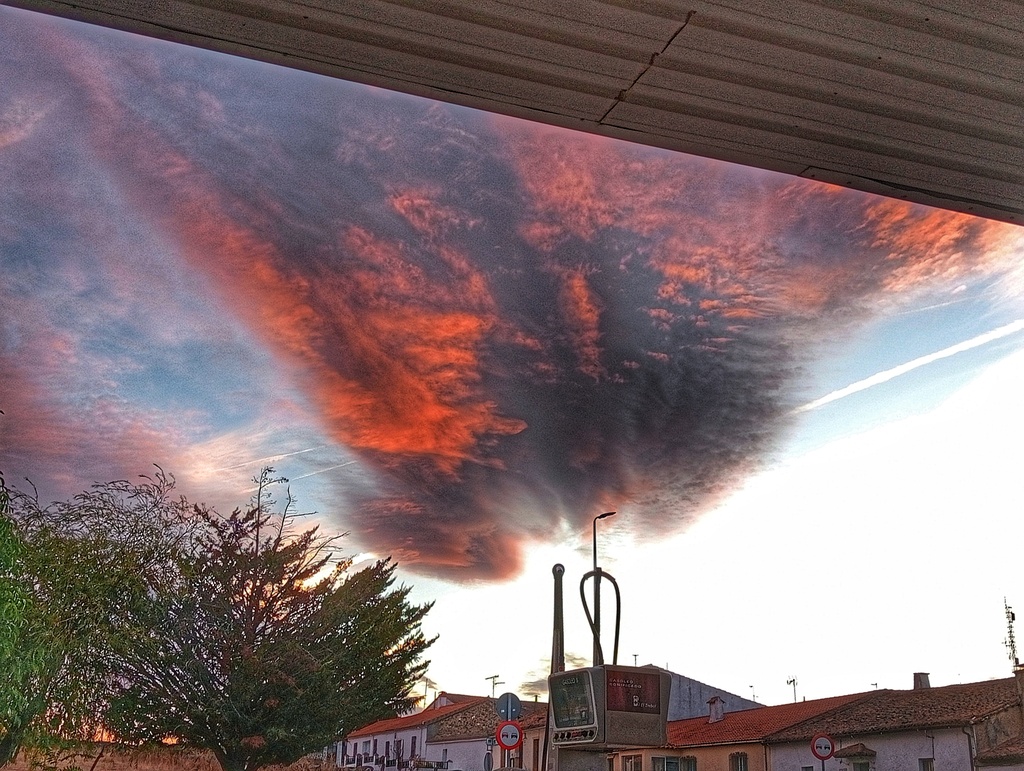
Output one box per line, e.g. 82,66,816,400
749,685,756,702
787,676,798,702
486,674,504,698
1005,597,1019,669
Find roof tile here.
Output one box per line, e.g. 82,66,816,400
767,679,1021,741
668,694,867,746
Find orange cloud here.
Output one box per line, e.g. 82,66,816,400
861,197,1022,295
553,266,605,379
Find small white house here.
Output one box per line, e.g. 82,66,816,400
767,675,1024,771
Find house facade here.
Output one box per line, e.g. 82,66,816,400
767,675,1024,771
425,696,546,771
342,694,485,771
343,693,547,771
606,693,867,771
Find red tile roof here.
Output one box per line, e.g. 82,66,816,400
767,679,1021,741
348,696,486,738
429,699,549,741
519,704,549,730
833,743,876,758
976,736,1024,766
667,694,869,747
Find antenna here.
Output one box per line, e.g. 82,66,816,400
486,674,504,698
1005,597,1019,668
786,676,798,702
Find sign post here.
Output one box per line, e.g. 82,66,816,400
811,733,836,771
496,692,523,722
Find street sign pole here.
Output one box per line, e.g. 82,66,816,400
811,733,836,771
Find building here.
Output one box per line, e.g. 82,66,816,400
767,674,1024,771
607,694,867,771
663,670,760,720
342,693,485,770
607,671,1024,771
426,695,546,771
343,693,547,771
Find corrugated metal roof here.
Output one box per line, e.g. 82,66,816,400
8,0,1024,223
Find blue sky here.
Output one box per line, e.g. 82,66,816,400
2,5,1024,708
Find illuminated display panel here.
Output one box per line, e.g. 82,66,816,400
550,671,596,728
605,668,661,714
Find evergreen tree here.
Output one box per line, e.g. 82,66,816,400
0,469,190,766
108,469,434,771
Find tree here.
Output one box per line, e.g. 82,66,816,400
0,469,191,766
108,469,434,771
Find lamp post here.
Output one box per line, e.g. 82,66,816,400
592,511,615,665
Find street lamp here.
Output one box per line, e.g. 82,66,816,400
592,511,616,665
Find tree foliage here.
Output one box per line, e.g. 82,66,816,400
0,469,191,766
107,469,434,771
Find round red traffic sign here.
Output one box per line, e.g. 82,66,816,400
496,720,523,751
811,734,835,761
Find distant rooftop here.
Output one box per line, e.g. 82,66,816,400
668,693,867,747
767,678,1021,741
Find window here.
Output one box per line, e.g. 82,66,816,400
729,753,748,771
373,740,378,757
853,763,870,771
622,755,642,771
395,740,404,759
802,767,814,771
653,757,690,771
532,739,539,771
920,760,934,771
363,741,372,754
442,750,448,764
411,736,417,758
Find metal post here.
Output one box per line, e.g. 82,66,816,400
592,511,615,666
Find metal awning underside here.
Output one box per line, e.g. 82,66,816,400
8,0,1024,224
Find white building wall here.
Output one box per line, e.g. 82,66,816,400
344,726,431,768
428,738,489,771
770,729,971,771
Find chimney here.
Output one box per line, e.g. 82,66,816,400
913,673,931,689
708,696,725,723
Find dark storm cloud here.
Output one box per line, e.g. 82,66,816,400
2,8,1019,580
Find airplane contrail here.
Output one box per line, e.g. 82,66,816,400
797,319,1024,413
240,460,359,495
215,446,326,470
287,460,359,480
